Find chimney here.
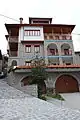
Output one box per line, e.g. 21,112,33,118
19,17,23,24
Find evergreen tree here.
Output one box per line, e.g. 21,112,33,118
29,56,47,98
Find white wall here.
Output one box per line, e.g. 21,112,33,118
20,26,44,41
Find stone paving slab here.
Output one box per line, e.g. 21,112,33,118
0,80,80,120
47,93,80,111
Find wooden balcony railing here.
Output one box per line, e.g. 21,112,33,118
44,33,72,40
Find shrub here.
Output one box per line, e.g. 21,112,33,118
46,93,65,101
39,94,47,101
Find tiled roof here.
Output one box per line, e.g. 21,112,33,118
5,23,75,33
15,64,80,69
16,66,32,69
47,64,80,68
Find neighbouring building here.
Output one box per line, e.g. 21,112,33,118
2,55,8,76
0,50,8,77
5,17,80,96
0,50,2,74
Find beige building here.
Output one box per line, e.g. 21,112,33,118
5,17,80,96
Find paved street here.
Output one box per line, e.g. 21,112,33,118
47,93,80,111
0,80,80,120
61,93,80,110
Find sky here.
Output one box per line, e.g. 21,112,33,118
0,0,80,54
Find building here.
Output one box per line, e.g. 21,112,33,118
5,17,80,95
0,50,8,77
0,50,2,74
2,55,8,77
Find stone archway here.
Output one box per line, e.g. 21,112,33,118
21,76,31,86
21,76,46,94
47,43,58,56
61,43,71,55
55,75,79,93
47,43,59,65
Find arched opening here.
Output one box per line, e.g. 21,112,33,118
21,76,31,86
61,43,72,55
11,60,17,66
47,43,58,56
61,44,73,65
47,43,59,65
21,76,46,94
55,75,79,93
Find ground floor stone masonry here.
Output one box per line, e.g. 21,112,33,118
7,70,80,97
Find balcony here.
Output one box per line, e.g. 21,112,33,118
44,33,72,40
47,43,59,65
48,57,59,65
47,49,59,56
9,36,18,43
61,50,72,56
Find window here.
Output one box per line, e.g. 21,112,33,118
24,30,40,36
50,49,55,55
33,20,49,24
25,61,31,66
69,49,72,55
34,45,40,53
64,49,69,55
25,45,31,53
11,60,17,66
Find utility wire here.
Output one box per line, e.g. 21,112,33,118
0,13,20,22
72,33,80,35
0,13,80,36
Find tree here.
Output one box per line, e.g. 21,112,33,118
29,55,48,98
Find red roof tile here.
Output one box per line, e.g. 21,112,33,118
15,64,80,69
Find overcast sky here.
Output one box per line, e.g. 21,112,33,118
0,0,80,54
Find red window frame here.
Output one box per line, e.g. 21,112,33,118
25,44,31,53
25,61,31,66
34,44,40,53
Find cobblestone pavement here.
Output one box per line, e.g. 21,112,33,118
0,80,80,120
47,93,80,111
61,93,80,110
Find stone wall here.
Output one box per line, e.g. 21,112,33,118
7,71,80,96
7,72,38,97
